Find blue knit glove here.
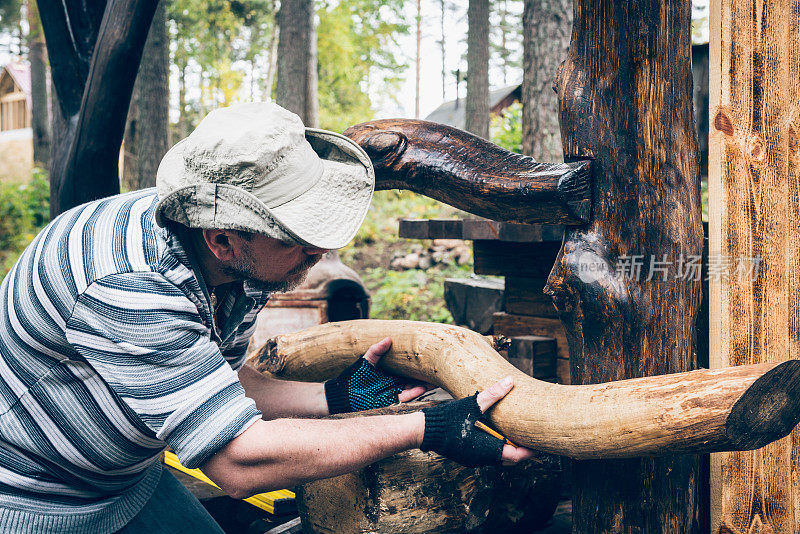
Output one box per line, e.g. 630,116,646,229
324,358,405,414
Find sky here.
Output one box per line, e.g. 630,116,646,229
376,0,523,120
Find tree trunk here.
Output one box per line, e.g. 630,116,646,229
38,0,157,216
521,0,571,161
26,0,50,167
275,0,317,125
415,0,421,119
465,0,489,139
263,23,279,101
546,0,703,531
122,98,138,189
304,13,318,128
440,0,446,101
709,0,800,532
122,0,169,190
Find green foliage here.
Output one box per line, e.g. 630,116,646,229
701,177,708,222
341,190,466,254
490,101,522,154
169,0,277,130
316,0,408,131
363,263,473,323
338,190,472,324
0,168,50,279
0,0,21,34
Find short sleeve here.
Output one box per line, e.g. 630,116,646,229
65,271,262,468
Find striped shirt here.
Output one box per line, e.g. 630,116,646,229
0,189,269,533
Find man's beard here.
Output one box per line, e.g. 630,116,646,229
221,254,321,293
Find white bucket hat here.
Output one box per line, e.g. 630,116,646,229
154,102,375,250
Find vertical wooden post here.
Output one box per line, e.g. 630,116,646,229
547,0,703,531
708,0,800,532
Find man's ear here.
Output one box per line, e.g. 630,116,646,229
202,229,237,261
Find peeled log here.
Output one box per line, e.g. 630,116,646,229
247,320,800,460
342,119,592,225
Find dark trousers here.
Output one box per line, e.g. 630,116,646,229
116,468,224,534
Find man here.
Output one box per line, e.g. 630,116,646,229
0,103,533,533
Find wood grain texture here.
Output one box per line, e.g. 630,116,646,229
503,276,560,318
397,218,565,242
544,0,704,530
709,0,800,531
246,320,800,460
343,119,593,225
473,240,562,277
295,401,561,534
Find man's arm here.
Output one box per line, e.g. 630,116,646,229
201,378,536,499
201,411,423,498
238,364,329,418
238,337,431,419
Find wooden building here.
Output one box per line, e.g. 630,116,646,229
0,62,33,182
425,84,522,130
0,62,31,132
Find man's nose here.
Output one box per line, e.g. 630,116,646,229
302,246,329,256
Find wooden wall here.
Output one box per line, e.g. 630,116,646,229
709,0,800,532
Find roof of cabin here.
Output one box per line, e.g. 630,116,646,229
424,84,521,129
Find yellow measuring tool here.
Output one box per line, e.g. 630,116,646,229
162,451,296,515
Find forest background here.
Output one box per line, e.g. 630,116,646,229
0,0,710,322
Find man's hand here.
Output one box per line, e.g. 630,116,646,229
363,338,432,403
325,337,430,414
419,376,537,467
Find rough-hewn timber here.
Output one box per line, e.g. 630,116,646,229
544,0,704,530
709,0,800,532
246,320,800,460
343,119,592,225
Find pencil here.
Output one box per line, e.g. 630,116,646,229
474,420,518,448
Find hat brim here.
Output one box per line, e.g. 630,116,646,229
155,128,375,250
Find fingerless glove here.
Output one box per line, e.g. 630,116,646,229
419,393,504,468
325,358,405,414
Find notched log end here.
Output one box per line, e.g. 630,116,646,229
725,360,800,450
557,160,593,224
246,338,284,374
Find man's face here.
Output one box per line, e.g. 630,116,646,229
221,233,328,292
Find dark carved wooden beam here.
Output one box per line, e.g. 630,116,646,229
38,0,157,216
343,119,592,225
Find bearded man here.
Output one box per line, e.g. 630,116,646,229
0,103,533,533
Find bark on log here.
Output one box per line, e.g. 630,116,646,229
38,0,157,216
296,402,496,534
342,119,592,225
246,320,800,460
296,402,562,534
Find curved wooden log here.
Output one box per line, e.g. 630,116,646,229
246,320,800,460
342,119,592,225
